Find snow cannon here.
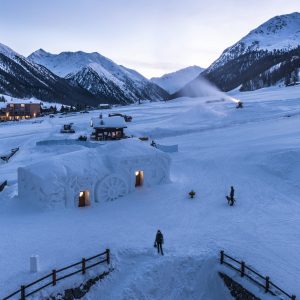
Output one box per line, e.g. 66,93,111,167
236,101,243,109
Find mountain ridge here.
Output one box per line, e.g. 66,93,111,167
28,49,168,104
151,66,204,94
0,44,98,105
173,12,300,97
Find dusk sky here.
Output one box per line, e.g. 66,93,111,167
0,0,299,78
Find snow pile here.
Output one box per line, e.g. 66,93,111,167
143,101,228,138
258,149,300,187
18,139,171,209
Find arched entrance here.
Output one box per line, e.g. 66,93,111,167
135,171,144,187
78,190,90,207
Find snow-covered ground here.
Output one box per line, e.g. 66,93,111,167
0,85,300,299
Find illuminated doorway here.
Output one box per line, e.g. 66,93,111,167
78,190,90,207
135,171,144,187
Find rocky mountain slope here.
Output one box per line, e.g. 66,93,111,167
174,12,300,98
151,66,204,94
0,43,96,105
28,50,168,104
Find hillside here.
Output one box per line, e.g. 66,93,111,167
151,66,204,94
174,12,300,98
0,43,97,106
29,49,169,104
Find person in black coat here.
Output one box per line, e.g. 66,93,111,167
154,230,164,255
229,186,235,206
226,186,235,206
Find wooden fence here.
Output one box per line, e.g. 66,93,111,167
1,147,19,162
220,250,296,300
0,180,7,192
3,249,110,300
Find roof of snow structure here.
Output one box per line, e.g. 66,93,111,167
92,116,127,128
103,139,167,162
20,139,168,180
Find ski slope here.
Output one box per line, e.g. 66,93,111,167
0,85,300,299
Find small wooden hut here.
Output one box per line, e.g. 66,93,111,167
90,116,127,141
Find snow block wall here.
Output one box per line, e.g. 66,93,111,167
18,139,171,209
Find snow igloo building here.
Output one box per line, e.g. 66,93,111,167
18,140,171,209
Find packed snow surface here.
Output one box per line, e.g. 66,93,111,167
0,85,300,299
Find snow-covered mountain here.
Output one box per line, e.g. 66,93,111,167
208,12,300,73
150,66,204,94
0,43,95,105
0,43,18,58
28,50,168,104
174,12,300,97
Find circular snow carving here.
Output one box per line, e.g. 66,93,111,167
95,175,128,202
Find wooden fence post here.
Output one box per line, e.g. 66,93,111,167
106,249,110,265
20,285,26,300
220,250,224,264
265,276,270,293
241,261,245,277
52,269,57,286
82,258,86,275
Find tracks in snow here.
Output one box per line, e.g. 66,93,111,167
85,250,233,300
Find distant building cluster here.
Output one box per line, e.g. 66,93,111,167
0,103,41,121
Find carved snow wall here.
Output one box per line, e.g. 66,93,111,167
18,139,171,210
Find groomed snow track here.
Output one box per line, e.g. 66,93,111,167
85,250,233,300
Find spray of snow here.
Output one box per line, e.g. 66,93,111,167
180,75,240,104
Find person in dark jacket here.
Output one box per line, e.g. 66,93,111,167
154,230,164,255
226,186,235,206
229,186,235,206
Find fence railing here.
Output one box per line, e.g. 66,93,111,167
3,249,110,300
1,147,19,162
220,250,296,300
0,180,7,192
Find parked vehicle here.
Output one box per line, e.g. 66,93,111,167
60,123,75,133
108,113,132,122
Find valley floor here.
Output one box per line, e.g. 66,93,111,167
0,85,300,299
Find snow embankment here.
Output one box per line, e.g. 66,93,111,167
86,250,232,300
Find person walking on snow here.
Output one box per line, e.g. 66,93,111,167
227,186,235,206
154,230,164,255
